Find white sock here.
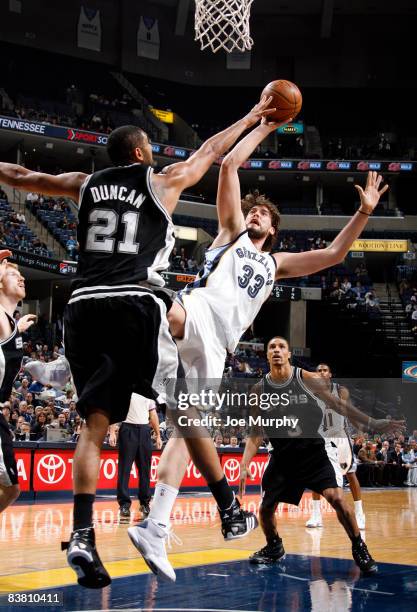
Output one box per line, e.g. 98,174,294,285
312,499,321,513
148,483,178,528
354,500,363,513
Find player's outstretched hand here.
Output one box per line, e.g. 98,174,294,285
245,96,277,126
17,314,37,333
354,171,389,214
371,418,406,435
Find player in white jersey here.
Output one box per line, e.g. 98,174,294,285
306,363,366,529
129,112,394,580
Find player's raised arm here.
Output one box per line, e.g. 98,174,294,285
216,115,287,234
302,370,405,435
0,163,87,202
150,97,276,215
273,171,389,279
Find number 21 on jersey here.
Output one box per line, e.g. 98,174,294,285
86,209,140,254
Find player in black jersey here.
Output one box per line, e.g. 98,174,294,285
306,363,366,530
239,337,404,575
0,259,36,514
0,99,276,588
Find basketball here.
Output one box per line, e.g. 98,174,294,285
261,80,302,123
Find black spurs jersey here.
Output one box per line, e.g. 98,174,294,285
258,367,326,456
74,164,175,289
0,313,23,403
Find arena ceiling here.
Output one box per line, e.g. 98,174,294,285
155,0,417,16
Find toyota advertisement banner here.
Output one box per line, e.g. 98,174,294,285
14,449,31,492
29,448,268,493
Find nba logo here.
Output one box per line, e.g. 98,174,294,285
59,263,69,275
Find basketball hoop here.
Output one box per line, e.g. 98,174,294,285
194,0,254,54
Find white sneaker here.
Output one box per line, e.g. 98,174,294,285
305,514,323,528
355,512,366,530
128,519,176,582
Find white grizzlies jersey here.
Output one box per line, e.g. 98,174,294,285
178,230,275,352
319,383,349,438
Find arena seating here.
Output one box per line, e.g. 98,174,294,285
0,195,52,257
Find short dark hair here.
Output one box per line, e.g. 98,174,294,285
267,336,289,350
107,125,148,166
316,363,332,373
241,191,280,252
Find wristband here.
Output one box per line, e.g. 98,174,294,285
358,209,371,216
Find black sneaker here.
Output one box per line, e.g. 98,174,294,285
61,527,111,589
219,497,258,540
249,539,286,565
119,504,131,518
140,502,151,518
352,538,378,575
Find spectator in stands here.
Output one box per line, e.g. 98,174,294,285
341,277,352,293
228,436,240,449
351,281,364,301
0,186,7,199
31,412,48,440
66,236,78,259
388,442,407,486
357,441,384,485
15,422,32,441
402,444,417,486
15,378,30,399
213,433,223,448
57,412,73,434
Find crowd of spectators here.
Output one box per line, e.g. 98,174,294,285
0,187,52,257
168,247,199,274
1,338,83,443
25,192,78,258
354,434,417,487
323,132,414,161
399,279,417,333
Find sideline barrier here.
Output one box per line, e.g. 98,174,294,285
13,443,269,496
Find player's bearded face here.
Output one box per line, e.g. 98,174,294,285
245,206,273,241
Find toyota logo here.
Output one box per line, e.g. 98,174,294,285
150,455,160,483
223,458,240,483
37,454,66,484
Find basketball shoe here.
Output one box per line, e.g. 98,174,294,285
305,512,323,528
352,537,378,574
128,518,176,582
219,497,258,540
62,527,111,588
249,538,286,564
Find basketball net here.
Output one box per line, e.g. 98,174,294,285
194,0,254,54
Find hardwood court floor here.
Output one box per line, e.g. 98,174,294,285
0,488,416,594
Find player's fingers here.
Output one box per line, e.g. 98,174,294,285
375,175,383,189
379,184,389,196
262,108,277,116
354,185,364,197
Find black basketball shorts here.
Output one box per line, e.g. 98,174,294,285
63,285,181,424
0,414,18,487
261,442,342,508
